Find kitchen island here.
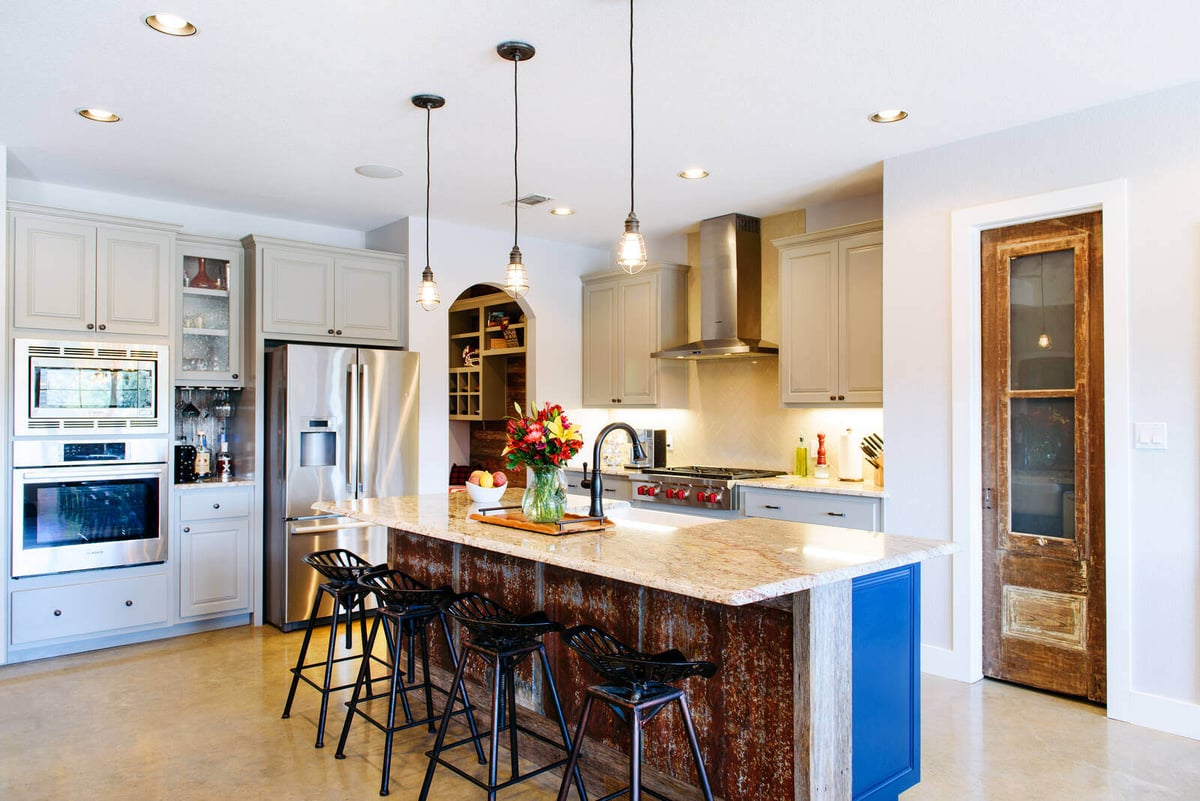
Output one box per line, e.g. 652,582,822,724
313,492,952,801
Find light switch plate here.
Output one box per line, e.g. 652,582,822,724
1134,422,1167,449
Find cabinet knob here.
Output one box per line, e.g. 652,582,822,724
213,503,220,509
183,526,191,533
232,373,238,380
328,329,335,334
87,323,95,330
830,395,836,401
53,609,62,617
98,324,107,331
335,330,342,336
125,600,134,607
838,395,845,401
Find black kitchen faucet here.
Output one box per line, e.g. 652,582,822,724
585,422,645,518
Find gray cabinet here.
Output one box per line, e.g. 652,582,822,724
10,573,169,645
10,205,174,337
246,235,405,345
742,486,882,531
776,222,882,405
176,235,244,387
178,487,252,619
581,264,688,408
564,469,633,502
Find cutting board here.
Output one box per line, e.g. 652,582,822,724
469,510,613,536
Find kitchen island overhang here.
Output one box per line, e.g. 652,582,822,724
313,492,953,801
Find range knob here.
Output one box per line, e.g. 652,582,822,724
676,488,690,501
664,488,675,499
637,485,648,495
695,491,707,503
646,486,659,497
709,491,723,504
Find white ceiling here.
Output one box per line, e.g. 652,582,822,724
3,0,1199,249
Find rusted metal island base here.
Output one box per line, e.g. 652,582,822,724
387,537,922,801
312,494,950,801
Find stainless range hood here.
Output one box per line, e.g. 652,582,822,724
652,212,779,360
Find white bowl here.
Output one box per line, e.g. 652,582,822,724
465,482,506,504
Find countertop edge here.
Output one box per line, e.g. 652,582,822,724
735,476,889,498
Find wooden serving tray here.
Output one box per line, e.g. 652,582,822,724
469,508,613,536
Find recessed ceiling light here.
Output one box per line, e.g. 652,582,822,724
678,168,709,180
549,207,575,216
354,164,403,179
869,109,908,124
144,13,198,36
77,108,120,123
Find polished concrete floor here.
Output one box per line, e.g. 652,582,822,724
1,625,1197,800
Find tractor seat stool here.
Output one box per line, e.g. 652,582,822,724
335,569,486,797
419,592,589,801
281,548,385,748
555,625,718,801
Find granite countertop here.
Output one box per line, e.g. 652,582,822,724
175,478,255,490
736,475,888,498
312,492,950,606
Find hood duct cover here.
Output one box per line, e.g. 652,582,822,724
652,212,779,360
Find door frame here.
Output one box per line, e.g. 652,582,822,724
946,180,1131,721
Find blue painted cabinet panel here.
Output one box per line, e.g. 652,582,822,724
852,563,921,801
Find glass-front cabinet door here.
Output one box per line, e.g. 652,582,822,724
177,236,243,387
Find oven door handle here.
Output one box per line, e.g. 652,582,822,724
14,464,167,483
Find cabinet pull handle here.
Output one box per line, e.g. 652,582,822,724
125,600,133,607
603,488,617,494
53,609,62,617
765,504,781,510
825,511,846,517
213,503,220,509
87,323,95,330
98,324,107,331
183,526,191,533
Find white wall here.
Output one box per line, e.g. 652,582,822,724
0,146,8,665
370,216,607,494
883,80,1200,738
8,179,365,247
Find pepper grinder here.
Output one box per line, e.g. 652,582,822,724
814,433,830,479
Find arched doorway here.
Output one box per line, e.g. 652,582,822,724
446,284,531,487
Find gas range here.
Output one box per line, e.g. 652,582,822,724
628,466,784,512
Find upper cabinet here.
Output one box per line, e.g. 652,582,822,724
10,204,175,338
581,264,688,408
775,221,882,405
176,235,244,387
244,235,405,346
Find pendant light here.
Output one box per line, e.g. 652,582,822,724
616,0,647,274
412,94,445,312
499,41,535,299
1036,253,1052,350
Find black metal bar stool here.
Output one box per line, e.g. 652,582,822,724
335,569,486,796
281,548,383,748
555,625,718,801
419,592,588,801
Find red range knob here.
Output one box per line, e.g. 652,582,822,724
637,485,647,495
646,486,658,497
710,492,723,504
664,488,676,499
677,489,689,500
696,491,708,503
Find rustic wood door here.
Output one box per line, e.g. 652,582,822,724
981,212,1106,702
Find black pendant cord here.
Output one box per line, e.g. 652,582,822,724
425,104,432,270
513,51,520,251
628,0,636,217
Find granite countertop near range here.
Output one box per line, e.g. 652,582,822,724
736,474,888,498
312,492,949,606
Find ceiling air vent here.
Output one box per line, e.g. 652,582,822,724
505,193,553,208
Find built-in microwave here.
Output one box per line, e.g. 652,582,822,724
14,339,169,436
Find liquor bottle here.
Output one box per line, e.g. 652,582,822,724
194,433,212,479
216,433,234,482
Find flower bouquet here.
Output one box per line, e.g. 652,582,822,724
502,402,583,522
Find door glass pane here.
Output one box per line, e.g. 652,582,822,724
1010,397,1075,539
1010,249,1075,390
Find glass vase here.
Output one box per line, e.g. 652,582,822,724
522,465,567,524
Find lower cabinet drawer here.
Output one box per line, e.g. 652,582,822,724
742,488,881,531
11,573,169,645
564,471,632,502
179,488,251,521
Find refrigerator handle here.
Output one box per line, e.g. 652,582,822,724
346,363,358,492
358,361,369,494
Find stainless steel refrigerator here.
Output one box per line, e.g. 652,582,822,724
263,343,420,630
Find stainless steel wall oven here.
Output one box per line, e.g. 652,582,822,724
12,440,169,578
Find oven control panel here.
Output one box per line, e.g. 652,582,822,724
63,442,127,462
